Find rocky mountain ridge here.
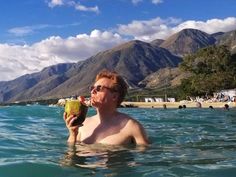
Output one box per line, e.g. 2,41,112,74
0,28,236,103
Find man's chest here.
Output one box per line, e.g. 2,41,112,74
79,124,132,145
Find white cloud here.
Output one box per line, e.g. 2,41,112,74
173,17,236,34
48,0,64,8
33,30,125,60
47,0,100,13
131,0,163,5
8,23,80,37
0,30,126,81
132,0,143,5
74,4,99,14
8,24,50,37
0,43,66,81
117,17,236,41
151,0,163,4
8,27,34,37
117,17,182,41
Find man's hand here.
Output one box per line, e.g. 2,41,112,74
63,112,80,143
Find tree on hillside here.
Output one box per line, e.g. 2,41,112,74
179,45,236,96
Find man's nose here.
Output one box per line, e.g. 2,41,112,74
90,88,97,94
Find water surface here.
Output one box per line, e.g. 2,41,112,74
0,105,236,177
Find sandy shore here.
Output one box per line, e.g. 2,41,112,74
122,101,236,108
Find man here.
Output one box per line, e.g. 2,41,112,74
64,70,149,146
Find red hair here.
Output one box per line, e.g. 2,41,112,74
96,70,128,106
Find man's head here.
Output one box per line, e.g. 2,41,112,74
224,104,229,110
91,70,128,107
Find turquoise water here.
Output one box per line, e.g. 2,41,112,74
0,105,236,177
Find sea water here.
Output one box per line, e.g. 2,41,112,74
0,105,236,177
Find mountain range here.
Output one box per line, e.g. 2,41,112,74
0,28,236,103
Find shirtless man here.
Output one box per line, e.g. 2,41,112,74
64,70,149,146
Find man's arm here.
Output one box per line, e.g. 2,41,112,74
129,119,150,145
64,113,79,144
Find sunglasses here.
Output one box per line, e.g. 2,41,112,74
90,85,117,92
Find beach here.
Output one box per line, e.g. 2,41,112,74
122,101,236,108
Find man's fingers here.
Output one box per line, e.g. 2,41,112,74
69,117,77,126
63,112,67,121
64,114,74,124
63,113,79,128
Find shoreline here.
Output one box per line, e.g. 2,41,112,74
122,101,236,108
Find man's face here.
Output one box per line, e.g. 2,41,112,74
90,78,118,108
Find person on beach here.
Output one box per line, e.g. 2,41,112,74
196,102,202,108
64,70,149,146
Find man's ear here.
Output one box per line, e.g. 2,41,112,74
112,93,119,101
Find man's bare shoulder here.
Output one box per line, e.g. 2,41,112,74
116,111,132,119
118,112,149,145
116,112,141,129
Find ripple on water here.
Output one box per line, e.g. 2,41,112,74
0,106,236,177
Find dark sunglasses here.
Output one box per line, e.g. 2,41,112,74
90,85,117,92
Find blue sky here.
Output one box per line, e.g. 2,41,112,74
0,0,236,81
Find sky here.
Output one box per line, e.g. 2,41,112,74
0,0,236,81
